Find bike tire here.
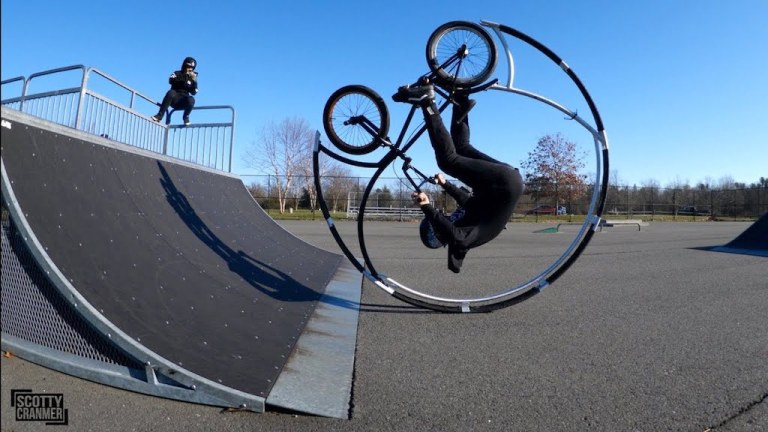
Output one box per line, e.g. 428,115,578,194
426,21,497,88
322,85,390,155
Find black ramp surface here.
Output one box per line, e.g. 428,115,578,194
1,119,344,398
721,212,768,253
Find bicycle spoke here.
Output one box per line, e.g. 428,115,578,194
323,85,389,155
439,29,491,81
331,92,382,148
428,22,496,87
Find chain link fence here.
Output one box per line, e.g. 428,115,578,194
240,175,767,221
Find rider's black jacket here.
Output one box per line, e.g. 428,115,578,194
420,169,520,273
168,70,198,96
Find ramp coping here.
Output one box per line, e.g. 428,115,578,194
267,258,362,418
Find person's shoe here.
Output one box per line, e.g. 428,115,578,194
183,116,190,126
392,84,434,106
452,98,476,124
462,98,477,112
452,90,476,110
151,114,162,122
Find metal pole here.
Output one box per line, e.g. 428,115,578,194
75,68,90,130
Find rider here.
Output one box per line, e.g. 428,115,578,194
392,83,524,273
151,57,198,126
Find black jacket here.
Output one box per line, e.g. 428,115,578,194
420,169,521,273
168,70,198,95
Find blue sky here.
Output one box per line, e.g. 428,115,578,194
2,0,766,188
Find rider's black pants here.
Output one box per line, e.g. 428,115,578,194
156,89,195,119
422,99,523,202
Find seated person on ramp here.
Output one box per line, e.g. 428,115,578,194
151,56,198,126
392,83,524,273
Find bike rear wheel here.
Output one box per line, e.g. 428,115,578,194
322,85,390,155
426,21,497,88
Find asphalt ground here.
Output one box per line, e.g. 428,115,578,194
2,221,766,432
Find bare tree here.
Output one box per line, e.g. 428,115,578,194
297,132,334,214
716,175,737,190
321,165,356,212
297,165,318,213
243,117,315,214
637,178,661,214
520,133,587,208
246,182,268,202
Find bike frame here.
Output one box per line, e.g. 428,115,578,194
334,46,498,193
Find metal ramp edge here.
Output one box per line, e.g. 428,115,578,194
267,257,362,418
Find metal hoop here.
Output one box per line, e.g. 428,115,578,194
313,20,610,312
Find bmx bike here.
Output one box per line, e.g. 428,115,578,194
313,20,610,313
322,21,498,191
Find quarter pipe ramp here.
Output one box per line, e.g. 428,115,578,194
0,107,361,418
713,213,768,257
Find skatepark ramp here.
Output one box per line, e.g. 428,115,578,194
713,213,768,257
1,106,362,418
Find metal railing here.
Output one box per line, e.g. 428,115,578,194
1,65,235,172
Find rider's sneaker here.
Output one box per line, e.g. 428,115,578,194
392,84,435,106
151,114,162,122
452,90,475,109
452,98,476,124
183,116,191,126
462,98,477,112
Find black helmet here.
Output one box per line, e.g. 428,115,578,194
419,218,445,249
418,207,465,249
182,57,197,70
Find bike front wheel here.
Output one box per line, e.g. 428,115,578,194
322,85,390,155
426,21,497,88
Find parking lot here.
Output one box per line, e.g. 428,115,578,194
2,220,766,431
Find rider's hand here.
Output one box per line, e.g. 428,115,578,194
434,173,446,186
412,192,430,206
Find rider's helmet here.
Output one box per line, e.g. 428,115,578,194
181,57,197,70
418,207,466,249
419,217,445,249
